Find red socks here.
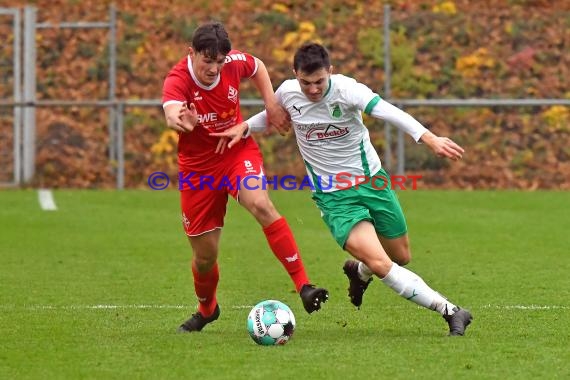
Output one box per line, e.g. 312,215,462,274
192,261,219,317
191,217,308,315
263,217,309,292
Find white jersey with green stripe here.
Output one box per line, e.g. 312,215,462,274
275,74,382,192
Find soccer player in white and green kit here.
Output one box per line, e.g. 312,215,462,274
212,43,473,336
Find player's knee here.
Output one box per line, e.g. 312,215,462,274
193,256,216,272
392,247,411,266
246,196,278,221
385,238,411,266
190,243,219,271
394,254,411,266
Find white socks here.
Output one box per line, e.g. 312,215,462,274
380,262,457,316
357,262,374,281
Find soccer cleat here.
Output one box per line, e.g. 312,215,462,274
300,284,329,314
343,259,372,308
177,304,220,333
443,307,473,336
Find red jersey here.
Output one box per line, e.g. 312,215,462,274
162,50,259,171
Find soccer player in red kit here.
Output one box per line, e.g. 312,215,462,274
162,22,328,333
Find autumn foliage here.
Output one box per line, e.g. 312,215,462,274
1,0,569,189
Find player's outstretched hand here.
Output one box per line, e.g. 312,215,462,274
215,137,229,154
177,101,199,132
210,122,249,154
266,103,291,136
421,131,464,161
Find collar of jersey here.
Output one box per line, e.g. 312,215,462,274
187,55,221,90
321,77,332,100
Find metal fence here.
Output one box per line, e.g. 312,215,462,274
0,5,117,187
0,7,21,186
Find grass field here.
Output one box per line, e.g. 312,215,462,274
0,189,568,379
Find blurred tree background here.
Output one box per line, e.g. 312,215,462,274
1,0,569,189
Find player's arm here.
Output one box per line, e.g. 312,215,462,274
209,77,287,152
368,98,464,161
209,79,288,152
209,111,268,153
250,57,290,135
163,101,198,133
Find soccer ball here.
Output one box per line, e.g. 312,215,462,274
247,300,296,346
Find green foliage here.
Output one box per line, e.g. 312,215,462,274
389,27,416,72
405,141,450,171
168,17,198,43
254,11,297,31
357,28,383,67
123,107,162,132
507,0,535,5
118,30,146,72
77,42,97,59
39,43,61,69
357,26,436,97
87,46,112,82
120,11,137,27
37,70,57,96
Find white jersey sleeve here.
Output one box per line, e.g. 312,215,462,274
369,99,428,142
340,77,381,113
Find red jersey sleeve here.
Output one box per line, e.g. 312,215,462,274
224,50,258,79
162,57,191,106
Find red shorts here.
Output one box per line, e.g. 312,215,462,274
179,142,264,236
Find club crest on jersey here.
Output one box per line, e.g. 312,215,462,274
329,103,342,118
306,124,349,141
228,85,238,103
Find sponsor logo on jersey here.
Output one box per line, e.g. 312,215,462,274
306,124,349,141
225,53,247,63
220,108,236,119
193,91,202,101
198,112,218,123
292,104,303,115
228,85,238,103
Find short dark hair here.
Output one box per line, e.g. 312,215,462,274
293,43,331,74
191,21,232,58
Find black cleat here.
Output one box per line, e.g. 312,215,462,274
177,304,220,333
343,260,372,308
300,284,329,314
443,307,473,336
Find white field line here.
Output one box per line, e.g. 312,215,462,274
0,304,254,310
480,304,570,310
0,304,568,311
37,189,57,211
